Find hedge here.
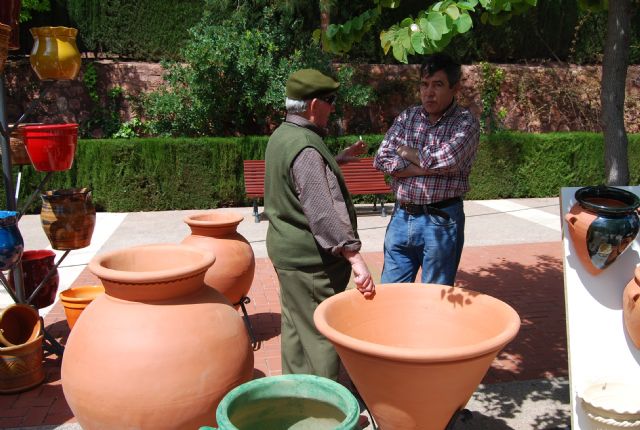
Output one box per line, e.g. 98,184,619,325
3,132,640,213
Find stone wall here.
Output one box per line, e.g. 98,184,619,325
3,59,640,135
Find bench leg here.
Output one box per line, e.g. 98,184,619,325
380,198,387,217
253,199,260,223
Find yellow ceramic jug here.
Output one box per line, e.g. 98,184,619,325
29,27,81,80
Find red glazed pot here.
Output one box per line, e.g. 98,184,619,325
22,123,78,171
624,267,640,349
314,283,521,430
9,250,59,309
182,211,255,307
62,244,254,429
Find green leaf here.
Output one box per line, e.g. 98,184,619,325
445,4,460,19
326,24,339,38
425,11,447,40
392,42,407,63
457,0,478,10
343,20,352,33
400,27,412,49
353,16,364,31
432,1,444,11
455,13,473,33
400,17,414,27
411,32,425,54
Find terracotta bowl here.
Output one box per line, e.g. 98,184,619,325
314,283,521,430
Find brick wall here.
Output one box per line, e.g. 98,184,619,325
3,59,639,135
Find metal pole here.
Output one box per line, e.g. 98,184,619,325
0,75,17,211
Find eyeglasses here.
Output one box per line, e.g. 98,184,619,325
318,94,337,106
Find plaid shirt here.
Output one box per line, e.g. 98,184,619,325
373,101,480,205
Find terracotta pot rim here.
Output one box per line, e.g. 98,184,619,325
0,334,44,353
88,244,215,285
59,285,105,303
314,284,521,363
183,211,244,228
575,185,640,214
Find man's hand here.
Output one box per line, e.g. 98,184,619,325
343,251,376,299
336,139,367,164
397,145,420,165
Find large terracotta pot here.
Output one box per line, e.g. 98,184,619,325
624,267,640,348
182,211,255,307
9,250,59,309
0,334,45,394
565,185,640,275
314,283,521,430
40,187,96,250
59,284,105,330
0,23,9,73
22,123,78,171
202,374,360,430
0,0,21,50
29,26,81,80
0,210,24,271
61,244,254,429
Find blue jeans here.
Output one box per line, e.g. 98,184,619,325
381,201,465,286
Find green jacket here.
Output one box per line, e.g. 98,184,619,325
264,121,357,269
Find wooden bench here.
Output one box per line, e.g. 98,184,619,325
243,157,391,223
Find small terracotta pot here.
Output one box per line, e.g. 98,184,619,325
0,0,21,50
0,304,41,347
59,285,105,330
9,250,59,309
565,185,640,275
624,267,640,349
314,283,521,430
22,123,78,171
182,211,255,307
0,23,9,73
62,244,254,429
40,187,96,250
29,26,81,80
0,334,45,394
0,124,45,166
0,210,24,271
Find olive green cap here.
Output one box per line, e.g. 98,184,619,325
286,69,340,101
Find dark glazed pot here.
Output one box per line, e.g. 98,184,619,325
565,185,640,275
40,188,96,250
0,211,24,271
9,250,59,309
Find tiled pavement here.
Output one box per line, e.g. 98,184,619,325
0,199,570,429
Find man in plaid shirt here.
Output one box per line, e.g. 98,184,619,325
373,53,480,286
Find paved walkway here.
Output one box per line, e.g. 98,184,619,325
0,198,570,429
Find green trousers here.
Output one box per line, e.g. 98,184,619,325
276,260,351,381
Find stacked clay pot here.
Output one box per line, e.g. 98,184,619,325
565,185,640,275
29,27,81,80
61,244,254,429
182,211,255,307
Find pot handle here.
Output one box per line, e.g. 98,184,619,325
564,213,578,231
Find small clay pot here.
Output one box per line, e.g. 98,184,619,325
565,185,640,275
624,267,640,349
0,334,45,394
9,250,59,309
0,304,41,347
59,285,105,329
40,187,96,250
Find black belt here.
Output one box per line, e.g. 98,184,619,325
398,197,462,218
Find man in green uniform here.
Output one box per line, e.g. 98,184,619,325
265,68,376,380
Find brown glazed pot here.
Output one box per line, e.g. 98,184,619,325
0,304,41,347
9,250,59,309
0,334,45,394
181,211,255,307
40,188,96,250
624,267,640,349
0,0,21,50
565,186,640,275
61,244,254,429
314,283,521,430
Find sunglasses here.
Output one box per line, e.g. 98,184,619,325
318,94,337,106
